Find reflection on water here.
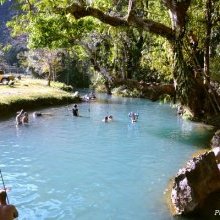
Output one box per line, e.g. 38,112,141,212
0,94,213,220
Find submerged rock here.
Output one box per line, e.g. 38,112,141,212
171,151,220,216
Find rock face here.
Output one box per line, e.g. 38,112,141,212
171,151,220,216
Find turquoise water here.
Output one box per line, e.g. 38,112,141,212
0,94,212,220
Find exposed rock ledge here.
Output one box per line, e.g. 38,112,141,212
171,151,220,216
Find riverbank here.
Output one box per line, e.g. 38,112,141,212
0,77,80,118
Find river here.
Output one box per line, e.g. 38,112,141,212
0,94,212,220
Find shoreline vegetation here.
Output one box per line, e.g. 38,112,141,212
0,77,81,118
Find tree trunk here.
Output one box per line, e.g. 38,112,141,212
204,0,212,84
47,63,52,86
167,1,211,118
104,81,112,95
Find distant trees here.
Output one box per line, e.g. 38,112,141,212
0,44,9,69
23,49,64,86
0,45,6,67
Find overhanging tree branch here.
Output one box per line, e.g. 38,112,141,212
66,3,128,27
64,3,174,41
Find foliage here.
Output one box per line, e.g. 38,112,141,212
0,0,6,5
5,0,98,87
6,0,175,85
112,86,141,97
159,94,172,104
210,56,220,82
3,0,220,116
21,49,64,84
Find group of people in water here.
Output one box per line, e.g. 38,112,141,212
15,109,29,125
72,104,138,123
15,103,139,131
82,92,96,102
11,95,140,219
103,115,113,123
15,109,51,125
16,103,138,125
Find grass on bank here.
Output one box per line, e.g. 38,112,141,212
0,77,79,115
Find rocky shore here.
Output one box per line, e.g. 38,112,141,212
170,130,220,219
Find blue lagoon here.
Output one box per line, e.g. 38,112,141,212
0,94,211,220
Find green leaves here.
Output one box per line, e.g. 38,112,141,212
0,0,6,5
7,0,96,49
27,14,69,48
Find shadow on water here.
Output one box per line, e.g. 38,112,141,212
146,126,214,148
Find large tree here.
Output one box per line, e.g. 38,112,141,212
60,0,220,118
3,0,220,118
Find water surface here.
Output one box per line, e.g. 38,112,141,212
0,94,212,220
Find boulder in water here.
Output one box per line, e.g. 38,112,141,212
171,151,220,216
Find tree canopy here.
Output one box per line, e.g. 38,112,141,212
2,0,220,118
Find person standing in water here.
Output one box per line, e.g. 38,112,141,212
72,104,79,117
0,190,18,220
15,109,24,125
21,112,29,124
128,112,139,123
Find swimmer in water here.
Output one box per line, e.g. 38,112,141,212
102,116,108,123
33,112,42,117
108,115,113,121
